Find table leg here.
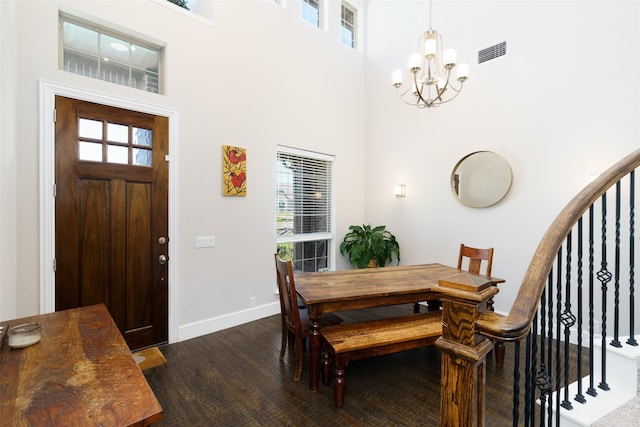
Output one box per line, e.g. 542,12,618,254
309,318,321,391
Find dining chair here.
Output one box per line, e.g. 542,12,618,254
457,244,505,367
274,254,342,382
414,243,495,313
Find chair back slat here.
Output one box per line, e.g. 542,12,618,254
458,244,494,276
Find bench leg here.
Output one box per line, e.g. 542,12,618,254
321,350,332,387
495,341,505,368
333,353,349,408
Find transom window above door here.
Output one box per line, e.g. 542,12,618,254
60,13,164,94
78,118,153,167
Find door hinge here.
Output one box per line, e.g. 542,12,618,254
53,258,56,272
53,183,56,197
164,155,170,162
53,109,56,123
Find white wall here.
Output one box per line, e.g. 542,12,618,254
2,0,639,341
0,0,18,322
1,0,366,339
365,1,640,313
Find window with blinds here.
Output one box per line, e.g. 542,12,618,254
276,146,334,273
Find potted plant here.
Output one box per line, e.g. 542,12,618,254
167,0,189,9
339,224,400,268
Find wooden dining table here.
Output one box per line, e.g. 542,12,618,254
295,263,505,390
0,304,162,426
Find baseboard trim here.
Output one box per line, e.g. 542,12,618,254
178,302,280,342
178,302,504,344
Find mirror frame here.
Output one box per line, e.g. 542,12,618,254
451,151,513,208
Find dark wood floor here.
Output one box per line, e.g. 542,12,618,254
143,304,523,426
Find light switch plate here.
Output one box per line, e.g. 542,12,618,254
195,236,215,248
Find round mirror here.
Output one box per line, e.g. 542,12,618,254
451,151,513,208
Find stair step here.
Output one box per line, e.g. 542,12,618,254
539,336,639,426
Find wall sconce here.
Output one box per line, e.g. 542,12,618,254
394,184,406,198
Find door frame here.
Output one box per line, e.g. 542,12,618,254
39,80,179,344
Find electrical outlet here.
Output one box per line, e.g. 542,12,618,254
249,297,257,307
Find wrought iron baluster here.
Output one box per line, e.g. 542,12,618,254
513,340,521,427
561,233,576,410
547,269,555,426
628,171,637,346
555,251,563,424
598,193,611,391
529,314,538,427
524,330,532,427
587,204,598,397
575,219,586,403
611,181,622,347
537,287,551,425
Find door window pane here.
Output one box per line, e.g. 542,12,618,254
79,141,103,162
107,145,128,164
107,123,129,143
133,128,153,147
79,118,103,139
77,116,154,167
133,148,152,167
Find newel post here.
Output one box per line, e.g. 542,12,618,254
433,272,499,427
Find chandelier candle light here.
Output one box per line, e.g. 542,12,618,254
392,0,469,108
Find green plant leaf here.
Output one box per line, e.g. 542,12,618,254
339,223,400,268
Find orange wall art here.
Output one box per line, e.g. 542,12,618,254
222,145,247,196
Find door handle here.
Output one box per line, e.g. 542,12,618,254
159,255,168,265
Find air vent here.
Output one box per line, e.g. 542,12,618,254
478,41,507,64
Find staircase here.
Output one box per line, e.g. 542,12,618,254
551,338,640,426
442,148,640,426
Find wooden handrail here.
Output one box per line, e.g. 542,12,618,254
476,148,640,342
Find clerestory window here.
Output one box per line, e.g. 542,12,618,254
302,0,322,28
341,2,357,48
60,14,163,94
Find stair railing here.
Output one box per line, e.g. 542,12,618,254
438,148,640,426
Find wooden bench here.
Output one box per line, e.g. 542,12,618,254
320,311,442,408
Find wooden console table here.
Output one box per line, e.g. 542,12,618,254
0,304,162,426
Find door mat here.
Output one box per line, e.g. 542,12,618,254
133,347,167,371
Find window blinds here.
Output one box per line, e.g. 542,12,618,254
276,147,333,242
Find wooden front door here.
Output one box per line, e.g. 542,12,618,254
54,96,169,350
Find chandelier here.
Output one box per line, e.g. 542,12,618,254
392,0,469,108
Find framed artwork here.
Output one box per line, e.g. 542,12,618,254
222,145,247,196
